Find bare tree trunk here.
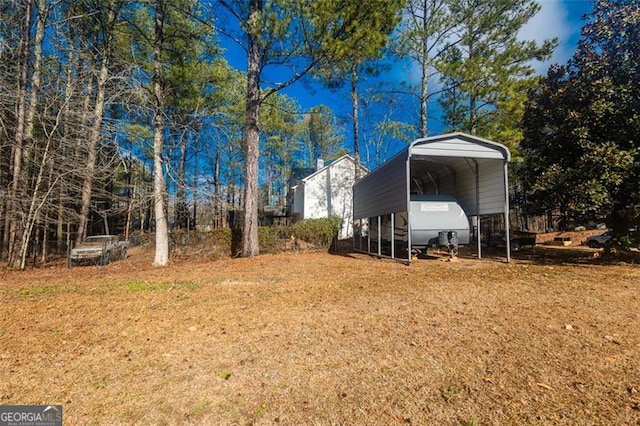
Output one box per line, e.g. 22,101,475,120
58,45,77,251
9,0,48,268
76,8,114,243
125,181,136,242
214,145,220,225
266,165,272,206
56,188,65,246
175,127,188,229
25,0,47,145
6,0,33,265
241,0,262,257
19,113,61,270
42,150,56,263
191,137,199,229
152,0,169,266
17,52,72,269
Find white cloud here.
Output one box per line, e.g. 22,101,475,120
519,0,576,73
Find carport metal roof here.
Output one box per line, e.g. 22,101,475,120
353,132,512,261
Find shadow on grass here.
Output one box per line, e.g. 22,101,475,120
331,241,640,266
457,244,640,266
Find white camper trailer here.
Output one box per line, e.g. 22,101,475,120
409,194,470,247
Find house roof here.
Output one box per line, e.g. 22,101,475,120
290,166,316,188
299,154,368,184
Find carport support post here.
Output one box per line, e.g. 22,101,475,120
377,216,381,256
504,160,511,262
391,213,395,259
406,151,412,263
475,160,482,259
477,215,482,258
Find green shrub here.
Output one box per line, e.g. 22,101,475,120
290,216,342,248
208,228,232,247
259,226,284,254
203,228,234,258
166,216,343,258
238,217,342,254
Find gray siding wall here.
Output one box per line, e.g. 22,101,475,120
353,152,408,219
455,158,506,216
455,164,477,215
478,159,507,214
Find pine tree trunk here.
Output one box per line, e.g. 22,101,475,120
351,65,361,180
469,94,477,136
467,26,477,136
418,0,429,138
152,0,169,266
419,49,428,138
241,0,262,257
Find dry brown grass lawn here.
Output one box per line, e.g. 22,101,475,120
1,245,639,425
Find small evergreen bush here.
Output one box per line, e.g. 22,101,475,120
290,216,343,248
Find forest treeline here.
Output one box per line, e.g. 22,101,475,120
1,0,638,268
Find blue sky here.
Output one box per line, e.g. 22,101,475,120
221,0,594,164
521,0,593,71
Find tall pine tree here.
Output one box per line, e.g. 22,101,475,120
438,0,555,150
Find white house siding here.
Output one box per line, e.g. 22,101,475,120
298,156,364,239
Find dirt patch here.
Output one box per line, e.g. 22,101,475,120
1,246,639,425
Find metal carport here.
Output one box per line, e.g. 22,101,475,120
352,132,511,263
